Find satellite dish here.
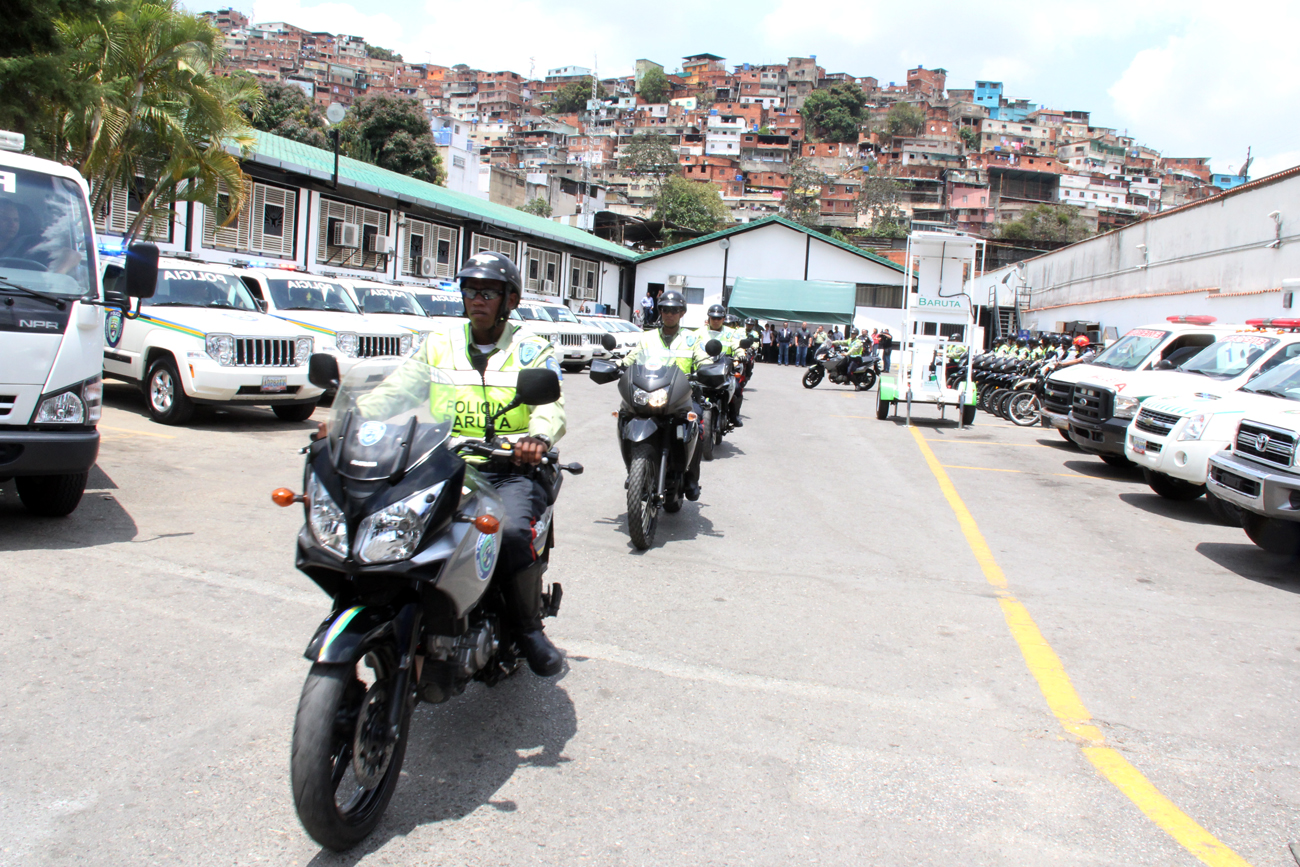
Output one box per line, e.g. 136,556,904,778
325,103,346,124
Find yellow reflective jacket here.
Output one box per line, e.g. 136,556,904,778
623,326,713,375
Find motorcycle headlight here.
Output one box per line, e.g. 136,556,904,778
1113,394,1141,419
307,472,348,559
1178,412,1212,441
82,375,102,424
34,390,86,425
354,482,444,564
632,386,669,407
205,333,235,366
335,332,359,357
294,336,313,366
399,333,413,355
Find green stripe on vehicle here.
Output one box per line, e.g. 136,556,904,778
319,606,363,660
137,314,206,339
274,315,336,336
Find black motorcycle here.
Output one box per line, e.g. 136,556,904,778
803,342,879,390
277,353,579,851
590,335,724,549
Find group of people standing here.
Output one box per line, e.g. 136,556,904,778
753,322,895,372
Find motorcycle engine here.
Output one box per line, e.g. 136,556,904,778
428,623,498,679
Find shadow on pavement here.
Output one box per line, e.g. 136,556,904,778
104,382,320,434
1062,460,1144,483
0,466,139,551
1036,436,1080,451
305,672,578,866
595,500,724,553
1196,541,1300,593
1118,492,1220,526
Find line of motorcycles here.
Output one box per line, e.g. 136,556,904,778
967,353,1058,426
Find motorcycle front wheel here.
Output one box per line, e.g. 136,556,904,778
802,368,823,388
1007,392,1041,426
291,651,410,851
626,441,660,550
701,409,715,461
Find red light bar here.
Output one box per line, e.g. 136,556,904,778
1246,318,1300,330
1166,315,1217,325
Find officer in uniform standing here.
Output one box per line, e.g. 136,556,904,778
622,290,711,500
405,252,566,676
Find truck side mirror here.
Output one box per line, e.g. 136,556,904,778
124,243,158,300
307,353,340,390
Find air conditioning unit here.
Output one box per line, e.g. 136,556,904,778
419,257,437,277
333,222,360,248
668,274,687,290
368,234,391,254
543,279,555,295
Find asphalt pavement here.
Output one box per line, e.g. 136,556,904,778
1,362,1297,866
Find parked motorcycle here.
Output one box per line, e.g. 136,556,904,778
803,342,879,390
590,335,724,549
277,353,578,851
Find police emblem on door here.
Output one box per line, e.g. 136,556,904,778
104,309,124,348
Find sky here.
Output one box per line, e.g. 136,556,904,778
215,0,1300,178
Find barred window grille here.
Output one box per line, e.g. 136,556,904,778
524,247,561,295
401,218,458,278
203,179,296,258
569,257,598,301
93,177,173,243
855,283,904,309
471,233,518,262
316,198,389,271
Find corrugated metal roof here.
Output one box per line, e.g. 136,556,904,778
229,130,636,261
635,215,905,272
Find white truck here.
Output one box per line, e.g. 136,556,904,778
1124,323,1300,512
103,256,324,424
235,269,414,382
1205,356,1300,555
343,279,454,347
0,136,155,515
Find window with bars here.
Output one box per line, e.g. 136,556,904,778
317,198,389,271
471,233,519,261
92,177,173,242
401,217,458,278
203,179,296,258
568,257,598,300
524,246,561,295
855,283,904,309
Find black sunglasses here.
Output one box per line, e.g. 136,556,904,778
462,287,505,301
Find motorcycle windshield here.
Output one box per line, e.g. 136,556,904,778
329,358,457,480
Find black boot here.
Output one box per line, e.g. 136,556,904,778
504,562,564,676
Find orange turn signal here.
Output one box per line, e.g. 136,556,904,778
686,412,698,422
472,514,500,534
271,487,303,507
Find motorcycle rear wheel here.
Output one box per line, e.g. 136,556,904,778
291,654,410,851
626,441,660,550
701,409,716,461
1007,392,1041,426
855,371,876,391
802,368,823,388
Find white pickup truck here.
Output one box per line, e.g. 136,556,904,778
0,137,155,515
102,257,324,424
1205,356,1300,555
343,279,453,348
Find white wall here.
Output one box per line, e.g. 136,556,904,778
972,169,1300,334
634,222,905,329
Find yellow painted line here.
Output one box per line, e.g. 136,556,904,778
924,439,1048,448
99,425,176,439
909,425,1252,867
942,464,1088,479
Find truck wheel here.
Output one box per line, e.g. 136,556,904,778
961,404,977,426
1205,492,1244,527
273,402,317,422
876,394,891,420
15,472,88,517
1242,512,1300,556
145,356,195,425
1142,469,1205,500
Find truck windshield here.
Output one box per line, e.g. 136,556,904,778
355,286,423,315
1240,358,1300,402
416,294,465,317
1180,335,1278,379
544,305,579,323
1090,329,1170,370
0,165,94,297
144,268,258,310
514,307,549,321
266,277,358,313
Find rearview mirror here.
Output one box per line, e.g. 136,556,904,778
739,338,754,348
308,353,340,390
124,243,158,299
589,359,620,384
1154,359,1174,370
601,332,617,351
516,367,561,405
705,338,723,357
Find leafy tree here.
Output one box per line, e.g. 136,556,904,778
639,66,668,104
756,125,773,135
339,94,444,184
857,171,907,236
652,175,728,234
0,0,100,140
620,134,679,184
37,0,260,241
519,197,552,217
548,77,597,114
242,78,330,150
365,44,401,62
959,125,981,152
885,102,926,139
996,203,1092,243
799,83,865,143
782,158,829,227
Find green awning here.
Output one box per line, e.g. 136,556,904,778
727,278,857,325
